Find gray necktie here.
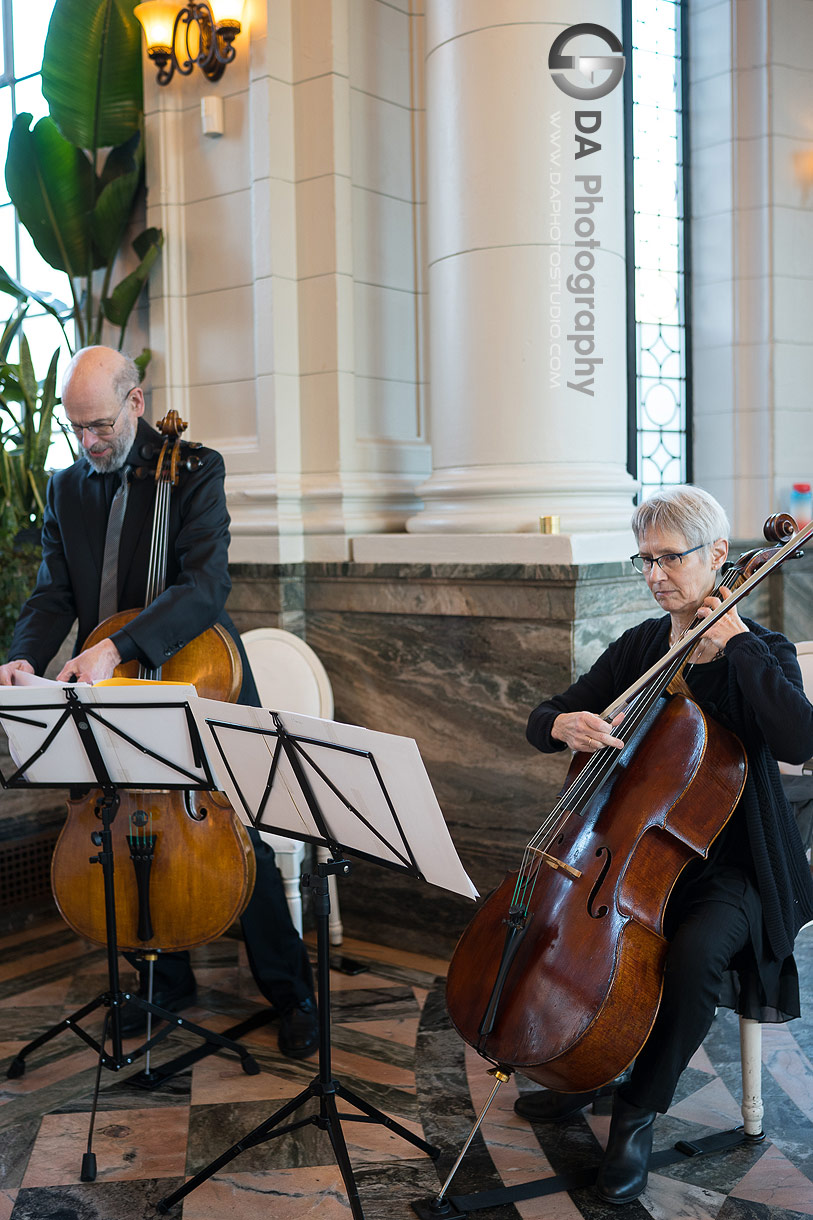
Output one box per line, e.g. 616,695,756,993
98,465,130,622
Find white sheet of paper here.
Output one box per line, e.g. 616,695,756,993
190,699,478,901
0,684,209,788
10,670,69,687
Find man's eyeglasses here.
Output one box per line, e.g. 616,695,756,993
65,390,134,438
630,543,708,574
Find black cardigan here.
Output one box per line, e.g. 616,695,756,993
527,615,813,963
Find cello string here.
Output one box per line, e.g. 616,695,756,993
144,479,164,605
512,677,662,908
155,478,169,599
140,463,172,679
149,476,171,602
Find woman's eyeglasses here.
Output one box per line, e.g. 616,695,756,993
630,543,708,574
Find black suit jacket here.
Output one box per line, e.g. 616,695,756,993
10,419,257,702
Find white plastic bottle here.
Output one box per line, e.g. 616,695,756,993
789,482,812,528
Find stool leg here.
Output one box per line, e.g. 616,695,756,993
739,1016,764,1138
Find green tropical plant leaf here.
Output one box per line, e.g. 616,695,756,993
133,347,151,381
0,331,61,540
5,115,96,277
102,228,164,331
0,302,29,361
0,267,74,352
0,266,72,322
42,0,143,151
99,128,142,191
34,348,61,472
17,337,38,420
92,139,143,263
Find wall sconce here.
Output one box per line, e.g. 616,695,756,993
134,1,246,86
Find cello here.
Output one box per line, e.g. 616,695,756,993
446,513,813,1094
50,410,255,952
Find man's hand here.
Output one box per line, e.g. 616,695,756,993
0,660,35,686
56,638,123,684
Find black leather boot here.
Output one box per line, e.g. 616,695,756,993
595,1093,657,1205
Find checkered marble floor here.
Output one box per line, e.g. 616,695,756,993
1,916,812,1219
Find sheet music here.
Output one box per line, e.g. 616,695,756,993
0,683,210,787
10,670,72,688
190,700,478,901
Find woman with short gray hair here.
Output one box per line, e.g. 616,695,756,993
516,484,813,1205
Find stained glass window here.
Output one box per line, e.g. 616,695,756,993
625,0,691,496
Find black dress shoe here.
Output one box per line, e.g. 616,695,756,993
514,1068,631,1123
118,980,198,1037
595,1093,657,1205
278,997,319,1059
515,1085,609,1122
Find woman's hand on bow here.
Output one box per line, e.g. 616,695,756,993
551,710,625,753
693,585,749,650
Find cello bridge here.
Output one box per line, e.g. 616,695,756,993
529,846,581,879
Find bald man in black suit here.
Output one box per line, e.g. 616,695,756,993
0,346,318,1059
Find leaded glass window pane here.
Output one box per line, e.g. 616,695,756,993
627,0,690,497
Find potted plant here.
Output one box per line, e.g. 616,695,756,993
0,313,74,654
3,0,162,359
0,0,163,652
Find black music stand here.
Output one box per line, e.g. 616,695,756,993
156,706,476,1219
0,682,259,1180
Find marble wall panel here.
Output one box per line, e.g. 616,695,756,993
572,567,659,680
776,551,813,643
228,563,306,636
306,608,573,954
302,563,580,622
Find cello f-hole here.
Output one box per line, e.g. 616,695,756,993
184,790,208,822
587,846,612,919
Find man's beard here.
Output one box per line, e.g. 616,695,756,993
81,409,137,473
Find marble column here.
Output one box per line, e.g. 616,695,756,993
408,2,637,536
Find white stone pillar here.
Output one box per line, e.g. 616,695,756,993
690,0,813,537
408,2,637,535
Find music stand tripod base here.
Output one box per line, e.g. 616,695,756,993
0,686,259,1177
157,859,439,1219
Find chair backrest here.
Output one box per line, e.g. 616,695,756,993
779,640,813,775
240,627,334,719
